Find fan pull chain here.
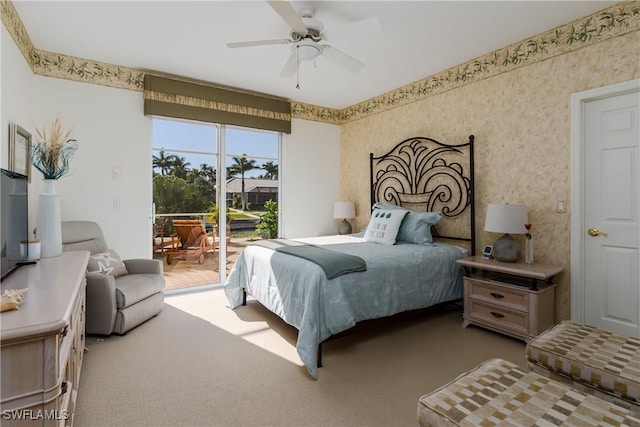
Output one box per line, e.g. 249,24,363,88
295,45,300,90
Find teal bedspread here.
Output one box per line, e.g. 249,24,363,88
251,239,367,279
225,236,465,378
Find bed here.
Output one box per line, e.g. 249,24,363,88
225,135,476,378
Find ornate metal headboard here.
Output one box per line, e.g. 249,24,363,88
369,135,475,255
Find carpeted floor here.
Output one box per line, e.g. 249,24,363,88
74,287,526,427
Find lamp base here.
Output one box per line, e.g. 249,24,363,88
492,233,520,263
338,219,352,235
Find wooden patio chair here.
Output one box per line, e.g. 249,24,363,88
152,218,176,256
166,219,215,265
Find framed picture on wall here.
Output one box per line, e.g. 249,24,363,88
9,123,32,181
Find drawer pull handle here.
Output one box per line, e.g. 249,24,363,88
490,292,504,299
61,381,68,394
490,311,505,318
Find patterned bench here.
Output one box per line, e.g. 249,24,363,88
418,358,640,426
526,321,640,415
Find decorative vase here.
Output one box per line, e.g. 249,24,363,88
37,179,62,257
525,237,534,264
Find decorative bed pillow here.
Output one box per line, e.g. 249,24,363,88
397,211,441,245
363,209,408,245
372,202,441,245
87,249,128,277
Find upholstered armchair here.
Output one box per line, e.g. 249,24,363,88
61,221,165,335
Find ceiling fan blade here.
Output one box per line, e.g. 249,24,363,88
226,39,292,48
267,1,308,36
280,52,297,78
320,45,364,73
324,17,382,42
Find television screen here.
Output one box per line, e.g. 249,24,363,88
1,168,30,280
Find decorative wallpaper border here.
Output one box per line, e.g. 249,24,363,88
2,0,638,126
0,0,34,69
33,49,146,91
290,102,343,125
342,0,640,123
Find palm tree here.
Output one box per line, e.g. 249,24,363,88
262,161,278,179
170,156,191,179
200,163,216,183
228,154,257,210
152,150,177,176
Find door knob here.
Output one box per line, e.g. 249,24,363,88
588,228,608,237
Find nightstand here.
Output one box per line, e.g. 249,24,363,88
456,255,563,342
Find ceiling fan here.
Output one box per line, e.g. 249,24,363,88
226,1,381,81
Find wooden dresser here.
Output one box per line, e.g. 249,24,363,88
456,255,563,343
1,251,89,426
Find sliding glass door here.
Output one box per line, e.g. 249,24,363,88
152,118,280,292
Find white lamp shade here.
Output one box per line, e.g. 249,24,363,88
333,201,355,219
484,204,528,235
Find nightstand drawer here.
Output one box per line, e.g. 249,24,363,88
467,301,528,333
464,278,529,312
458,256,560,342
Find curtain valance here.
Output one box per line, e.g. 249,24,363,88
143,75,291,133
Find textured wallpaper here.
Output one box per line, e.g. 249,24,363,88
341,31,640,321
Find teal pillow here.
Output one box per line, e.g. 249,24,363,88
397,211,441,244
371,202,441,245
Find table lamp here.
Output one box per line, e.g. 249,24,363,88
333,201,356,235
484,203,528,262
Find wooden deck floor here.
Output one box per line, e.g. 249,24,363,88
156,237,253,292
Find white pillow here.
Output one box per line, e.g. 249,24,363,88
87,249,128,277
363,209,408,245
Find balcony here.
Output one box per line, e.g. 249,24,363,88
157,237,253,292
153,214,258,292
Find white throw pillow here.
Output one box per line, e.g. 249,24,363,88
363,209,408,245
87,249,128,277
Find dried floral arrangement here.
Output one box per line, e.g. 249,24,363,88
31,117,78,180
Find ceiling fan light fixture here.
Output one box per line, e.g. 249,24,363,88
229,0,369,81
296,43,320,61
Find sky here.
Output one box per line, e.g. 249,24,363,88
151,118,279,178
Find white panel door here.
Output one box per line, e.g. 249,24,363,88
584,91,639,337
